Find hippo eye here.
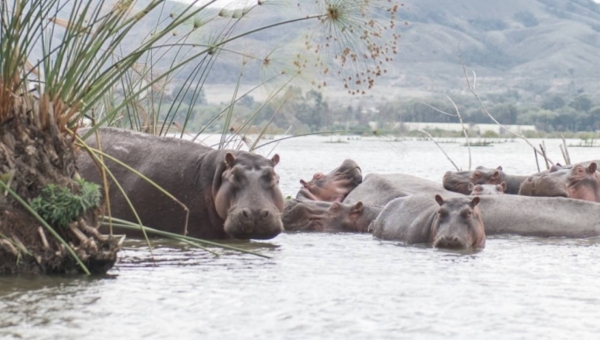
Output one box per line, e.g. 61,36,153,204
461,210,472,219
473,172,481,178
438,209,448,218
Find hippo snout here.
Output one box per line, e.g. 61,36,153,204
433,236,468,249
241,208,271,220
224,208,283,240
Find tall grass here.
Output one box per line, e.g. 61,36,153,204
0,0,401,271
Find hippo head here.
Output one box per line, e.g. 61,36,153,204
282,199,330,232
443,166,504,195
326,201,380,232
520,170,570,198
297,159,362,202
213,152,285,239
431,195,485,249
282,199,378,233
567,162,600,202
468,182,506,195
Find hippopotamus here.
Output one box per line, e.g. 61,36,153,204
76,128,285,240
282,199,380,233
370,195,485,249
443,166,527,195
477,195,600,237
344,173,460,207
518,162,600,203
296,159,362,202
468,182,506,195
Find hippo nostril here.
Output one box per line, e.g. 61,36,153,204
242,209,250,219
261,210,270,219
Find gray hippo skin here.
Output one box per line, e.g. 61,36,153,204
443,166,527,195
519,162,600,203
282,199,381,233
76,128,285,240
469,182,506,195
370,195,485,249
344,173,460,207
296,159,362,202
478,195,600,237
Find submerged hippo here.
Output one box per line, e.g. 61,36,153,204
296,159,362,202
518,162,600,203
77,128,285,240
282,199,380,233
344,173,460,207
469,182,506,195
370,195,485,249
443,166,527,195
477,195,600,237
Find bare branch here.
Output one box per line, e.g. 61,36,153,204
446,95,471,171
419,129,460,171
458,49,552,164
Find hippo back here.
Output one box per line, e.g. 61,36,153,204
345,173,459,207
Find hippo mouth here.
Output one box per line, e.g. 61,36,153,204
297,187,319,201
433,236,469,249
224,207,284,240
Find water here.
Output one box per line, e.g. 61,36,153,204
2,136,600,339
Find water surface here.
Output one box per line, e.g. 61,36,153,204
1,136,599,339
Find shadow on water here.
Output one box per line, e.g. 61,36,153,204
117,238,281,269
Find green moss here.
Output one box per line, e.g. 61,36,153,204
31,179,101,228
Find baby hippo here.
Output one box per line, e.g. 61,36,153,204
468,182,506,195
370,194,485,249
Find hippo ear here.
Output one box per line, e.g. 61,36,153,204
467,182,474,191
329,202,341,213
271,154,280,167
435,195,444,206
588,162,597,174
225,153,236,169
470,196,480,208
496,166,503,171
300,179,308,188
351,202,364,215
499,182,507,192
492,170,500,178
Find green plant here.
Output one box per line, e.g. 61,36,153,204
31,179,101,228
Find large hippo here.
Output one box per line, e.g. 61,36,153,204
370,195,485,249
296,159,362,202
374,194,600,238
344,173,460,207
469,182,506,195
76,128,285,240
518,162,600,203
443,166,527,195
282,199,380,233
478,195,600,237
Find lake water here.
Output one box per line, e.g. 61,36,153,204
1,136,600,339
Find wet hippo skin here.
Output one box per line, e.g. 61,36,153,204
282,199,381,233
77,128,285,240
344,173,460,207
370,195,485,249
296,159,362,202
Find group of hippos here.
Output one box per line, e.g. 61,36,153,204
77,128,600,251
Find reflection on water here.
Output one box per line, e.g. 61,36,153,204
2,137,600,339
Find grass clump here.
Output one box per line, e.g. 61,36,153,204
31,179,101,228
